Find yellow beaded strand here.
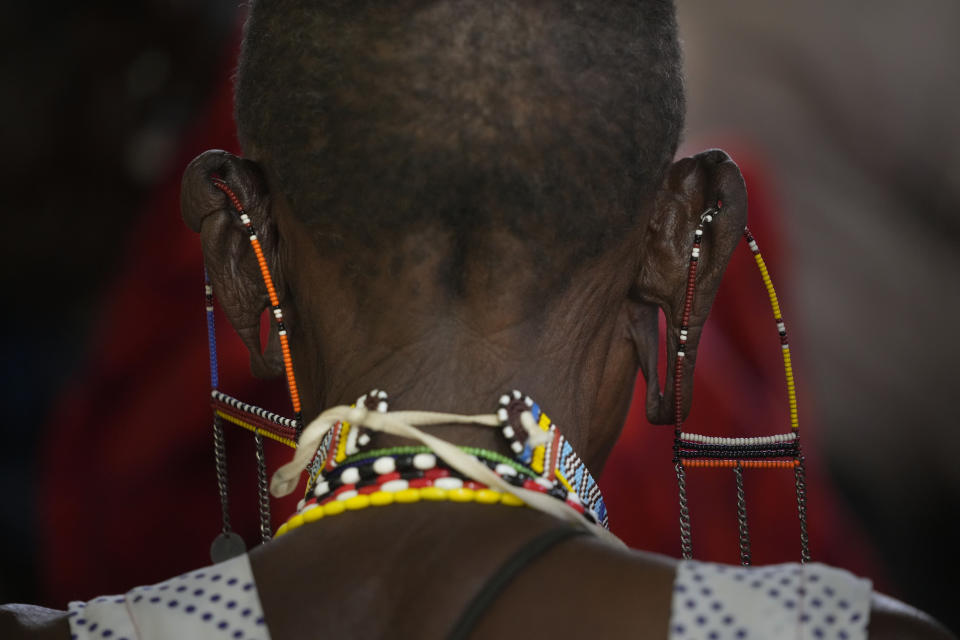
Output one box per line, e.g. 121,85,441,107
751,241,799,431
274,487,523,538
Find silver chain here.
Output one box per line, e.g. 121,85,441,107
734,464,752,565
254,434,272,544
794,456,811,563
212,415,232,534
675,462,693,559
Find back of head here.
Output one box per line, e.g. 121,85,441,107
235,0,683,296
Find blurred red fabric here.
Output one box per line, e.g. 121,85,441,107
38,63,881,605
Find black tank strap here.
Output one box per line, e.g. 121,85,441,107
447,526,588,640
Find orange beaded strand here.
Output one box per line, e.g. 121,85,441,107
211,179,303,424
682,459,799,470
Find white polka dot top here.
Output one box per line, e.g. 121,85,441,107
67,553,270,640
65,552,871,639
669,561,872,640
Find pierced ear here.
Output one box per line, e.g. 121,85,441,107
631,149,747,424
182,149,286,379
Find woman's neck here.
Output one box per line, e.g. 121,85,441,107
284,241,638,473
305,323,602,464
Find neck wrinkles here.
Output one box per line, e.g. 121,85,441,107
280,221,635,472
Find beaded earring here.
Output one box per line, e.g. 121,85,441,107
205,178,305,562
671,203,809,565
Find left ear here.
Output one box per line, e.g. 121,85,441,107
181,149,286,379
630,149,748,424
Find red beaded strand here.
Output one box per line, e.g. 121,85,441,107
673,214,707,439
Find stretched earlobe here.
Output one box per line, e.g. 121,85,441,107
628,301,667,424
630,149,747,424
182,149,286,380
234,317,286,380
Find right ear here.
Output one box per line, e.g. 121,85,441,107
629,149,748,424
181,149,285,379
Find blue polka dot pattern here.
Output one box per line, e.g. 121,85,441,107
68,554,270,640
669,561,872,639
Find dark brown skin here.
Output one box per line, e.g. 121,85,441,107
3,149,953,639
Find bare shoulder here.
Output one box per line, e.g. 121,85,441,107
472,534,678,640
870,593,956,640
0,605,70,640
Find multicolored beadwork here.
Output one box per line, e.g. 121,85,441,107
211,390,298,449
672,203,810,565
304,390,383,497
273,390,610,537
497,390,608,527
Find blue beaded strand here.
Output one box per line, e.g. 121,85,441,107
204,267,220,391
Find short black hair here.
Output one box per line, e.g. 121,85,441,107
236,0,684,292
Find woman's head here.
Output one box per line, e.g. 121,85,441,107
181,0,746,470
234,0,684,280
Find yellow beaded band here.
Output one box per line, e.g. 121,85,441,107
275,487,527,538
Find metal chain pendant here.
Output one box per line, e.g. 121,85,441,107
734,464,752,565
255,433,273,544
795,456,811,563
675,462,693,560
210,415,246,563
213,415,232,532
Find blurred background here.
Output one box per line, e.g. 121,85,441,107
1,0,957,633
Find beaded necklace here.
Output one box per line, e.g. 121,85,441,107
274,389,607,537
